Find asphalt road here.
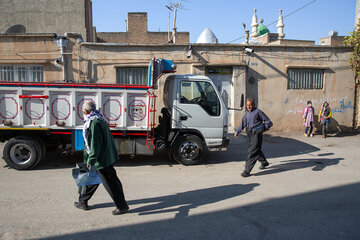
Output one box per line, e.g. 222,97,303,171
0,131,360,240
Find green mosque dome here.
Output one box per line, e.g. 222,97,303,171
257,19,270,36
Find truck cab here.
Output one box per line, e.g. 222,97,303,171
158,74,230,165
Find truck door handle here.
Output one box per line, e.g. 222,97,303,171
180,115,188,121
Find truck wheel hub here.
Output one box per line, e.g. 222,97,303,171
10,144,32,164
179,142,199,160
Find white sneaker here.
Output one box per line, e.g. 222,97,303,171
310,134,314,137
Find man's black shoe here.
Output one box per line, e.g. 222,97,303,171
241,171,250,177
259,162,270,169
112,207,129,215
74,201,89,211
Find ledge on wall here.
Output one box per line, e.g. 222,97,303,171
285,65,329,69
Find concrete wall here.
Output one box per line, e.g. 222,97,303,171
0,0,92,41
319,36,345,46
76,43,354,132
0,34,64,81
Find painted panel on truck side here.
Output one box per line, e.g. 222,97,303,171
127,93,148,130
102,92,124,129
0,90,19,126
50,91,72,127
75,92,97,126
22,90,46,126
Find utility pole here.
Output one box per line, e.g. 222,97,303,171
166,5,173,42
166,1,186,43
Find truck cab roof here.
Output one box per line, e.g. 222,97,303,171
166,74,212,82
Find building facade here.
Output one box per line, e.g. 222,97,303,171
0,0,94,41
0,33,356,132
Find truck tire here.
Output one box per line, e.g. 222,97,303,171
16,136,45,166
3,137,39,170
171,134,205,165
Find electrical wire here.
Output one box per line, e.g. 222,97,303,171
226,0,318,44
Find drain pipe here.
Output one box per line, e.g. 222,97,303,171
56,35,68,81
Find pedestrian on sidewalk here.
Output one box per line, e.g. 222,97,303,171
303,101,315,137
319,101,331,138
234,98,273,177
74,101,129,215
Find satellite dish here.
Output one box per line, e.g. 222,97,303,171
328,30,338,37
5,24,26,34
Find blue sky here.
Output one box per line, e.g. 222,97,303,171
92,0,356,44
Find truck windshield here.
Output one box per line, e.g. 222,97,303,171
180,81,220,116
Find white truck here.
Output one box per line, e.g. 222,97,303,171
0,59,237,170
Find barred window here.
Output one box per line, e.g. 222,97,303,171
116,67,148,85
287,68,324,90
0,65,44,82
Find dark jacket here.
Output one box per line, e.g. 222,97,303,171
83,118,118,170
236,108,273,133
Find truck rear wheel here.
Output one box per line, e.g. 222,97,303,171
16,136,46,166
3,137,39,170
171,134,205,165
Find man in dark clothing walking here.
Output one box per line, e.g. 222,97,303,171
74,101,129,215
234,98,273,177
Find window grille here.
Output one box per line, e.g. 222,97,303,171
287,68,324,90
0,65,44,82
116,67,148,85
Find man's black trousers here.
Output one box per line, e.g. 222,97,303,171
79,165,128,210
245,129,268,173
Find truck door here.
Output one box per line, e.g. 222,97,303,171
174,79,224,147
206,67,233,128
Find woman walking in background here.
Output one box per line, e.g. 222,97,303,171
303,101,315,137
319,101,331,138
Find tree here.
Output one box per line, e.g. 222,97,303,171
344,22,360,78
344,22,360,127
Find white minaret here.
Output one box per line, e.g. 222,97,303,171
251,9,259,39
276,9,285,39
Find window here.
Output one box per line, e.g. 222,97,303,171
180,81,220,116
287,68,324,89
116,67,148,85
0,65,44,82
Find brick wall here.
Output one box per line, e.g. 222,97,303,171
96,12,189,44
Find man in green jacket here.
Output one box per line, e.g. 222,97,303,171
74,101,129,215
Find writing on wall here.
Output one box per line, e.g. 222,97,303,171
284,97,353,115
333,99,354,113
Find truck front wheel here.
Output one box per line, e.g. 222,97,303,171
3,137,39,170
171,134,205,165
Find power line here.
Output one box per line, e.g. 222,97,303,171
226,0,318,44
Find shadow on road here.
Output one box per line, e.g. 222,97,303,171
205,134,321,165
253,157,344,176
130,183,259,218
38,182,360,240
92,183,259,218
